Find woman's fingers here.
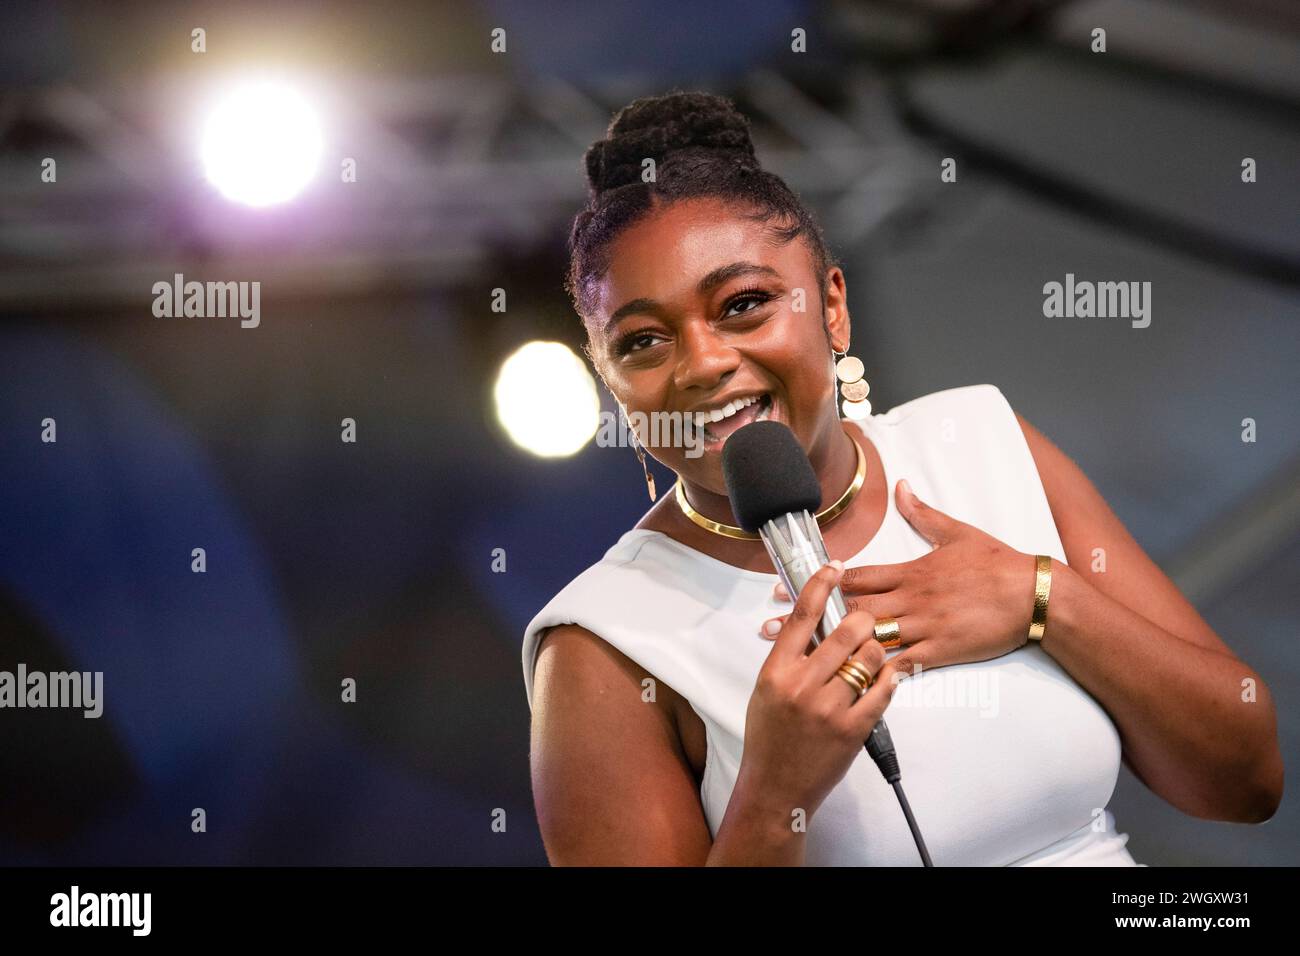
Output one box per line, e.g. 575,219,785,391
817,627,888,705
761,607,917,647
846,659,903,737
768,561,844,666
840,563,909,595
773,562,907,601
807,610,882,687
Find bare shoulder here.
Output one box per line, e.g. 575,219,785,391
530,624,713,865
534,623,674,712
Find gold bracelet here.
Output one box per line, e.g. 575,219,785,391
1027,555,1053,642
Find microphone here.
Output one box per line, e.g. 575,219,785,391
721,420,933,865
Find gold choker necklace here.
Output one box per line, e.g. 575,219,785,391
674,434,867,540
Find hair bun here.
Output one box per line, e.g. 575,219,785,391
584,90,759,195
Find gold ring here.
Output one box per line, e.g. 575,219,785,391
836,659,874,696
874,617,902,648
835,666,867,696
842,658,875,687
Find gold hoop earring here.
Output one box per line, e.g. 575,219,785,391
832,348,871,420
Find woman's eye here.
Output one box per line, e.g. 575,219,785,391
724,293,773,317
616,332,660,355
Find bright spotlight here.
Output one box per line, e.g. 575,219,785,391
201,80,323,207
494,341,600,458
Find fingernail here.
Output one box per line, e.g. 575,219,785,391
773,581,791,601
761,618,782,637
828,558,844,574
900,479,915,501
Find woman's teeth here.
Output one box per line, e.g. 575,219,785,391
695,394,762,427
693,394,772,444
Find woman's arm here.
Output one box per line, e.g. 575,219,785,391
530,624,807,864
1015,412,1284,823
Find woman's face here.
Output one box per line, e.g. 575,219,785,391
587,196,851,496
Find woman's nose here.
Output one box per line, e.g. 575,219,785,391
672,324,739,392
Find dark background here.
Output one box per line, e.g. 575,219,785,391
0,0,1296,865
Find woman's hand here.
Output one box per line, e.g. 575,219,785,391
736,561,902,827
761,479,1040,674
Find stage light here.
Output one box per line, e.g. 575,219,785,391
200,80,323,207
494,341,600,458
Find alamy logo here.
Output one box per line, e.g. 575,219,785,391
1042,273,1151,328
596,409,704,459
152,273,260,327
0,664,103,718
50,886,151,936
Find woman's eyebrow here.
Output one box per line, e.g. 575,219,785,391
604,261,781,331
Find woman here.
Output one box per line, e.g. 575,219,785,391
521,91,1283,866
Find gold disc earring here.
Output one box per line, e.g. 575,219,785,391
834,349,872,420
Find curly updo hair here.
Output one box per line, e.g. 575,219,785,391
566,89,840,329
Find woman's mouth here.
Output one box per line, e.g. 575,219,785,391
688,393,774,450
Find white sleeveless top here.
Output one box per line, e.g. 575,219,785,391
522,384,1141,866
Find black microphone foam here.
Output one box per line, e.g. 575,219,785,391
720,421,823,532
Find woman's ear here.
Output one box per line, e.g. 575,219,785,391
822,266,850,352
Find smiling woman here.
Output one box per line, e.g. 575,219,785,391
522,91,1283,867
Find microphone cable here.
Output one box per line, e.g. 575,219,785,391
861,720,934,866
